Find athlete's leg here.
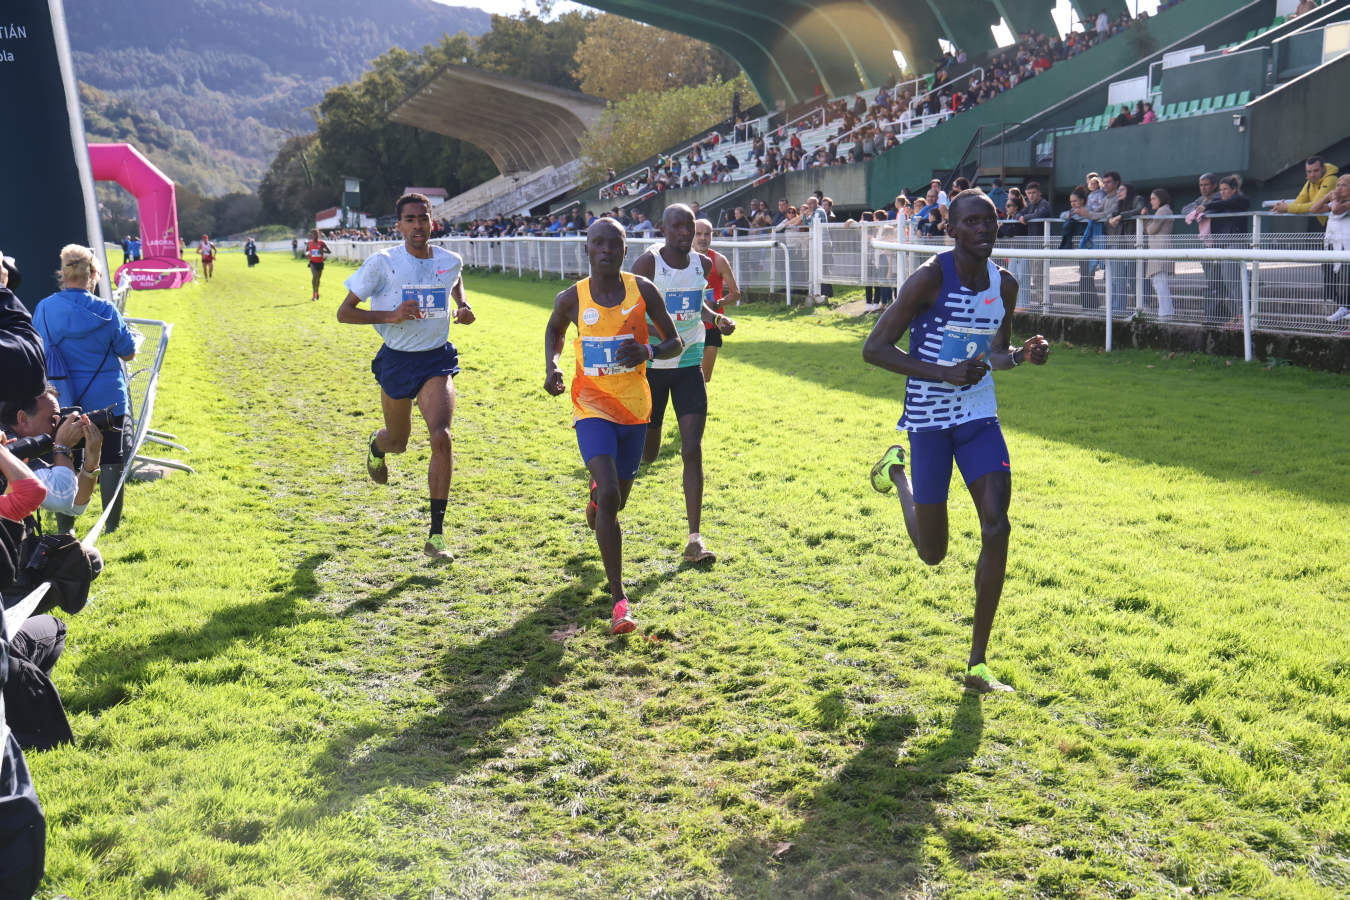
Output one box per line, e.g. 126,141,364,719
889,464,949,565
641,372,672,464
964,470,1011,668
586,454,626,602
701,345,719,382
415,374,455,501
312,265,322,296
675,411,706,535
374,390,414,456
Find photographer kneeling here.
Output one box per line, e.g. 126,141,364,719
2,384,105,527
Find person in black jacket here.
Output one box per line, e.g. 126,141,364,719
1195,174,1251,325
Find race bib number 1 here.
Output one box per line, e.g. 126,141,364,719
581,334,635,376
938,327,996,365
403,284,448,319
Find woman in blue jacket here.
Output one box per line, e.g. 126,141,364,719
33,245,137,533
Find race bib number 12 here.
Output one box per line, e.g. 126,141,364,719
403,284,448,319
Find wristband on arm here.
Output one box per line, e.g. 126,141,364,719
646,343,655,360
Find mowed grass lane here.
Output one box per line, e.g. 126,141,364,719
31,249,1350,898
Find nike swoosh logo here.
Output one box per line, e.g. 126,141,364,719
984,296,999,305
620,305,638,315
436,268,455,275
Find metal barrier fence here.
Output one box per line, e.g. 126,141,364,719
327,220,1350,343
329,236,796,302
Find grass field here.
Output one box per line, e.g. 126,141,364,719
29,248,1350,898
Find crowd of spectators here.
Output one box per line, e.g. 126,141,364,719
2,240,135,892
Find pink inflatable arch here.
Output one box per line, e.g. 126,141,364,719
89,142,193,290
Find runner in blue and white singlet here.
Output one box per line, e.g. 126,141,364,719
631,203,735,565
862,189,1051,695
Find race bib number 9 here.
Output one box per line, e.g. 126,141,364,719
664,289,702,322
403,284,449,319
581,334,636,376
938,327,996,365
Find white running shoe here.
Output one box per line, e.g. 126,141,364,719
1327,306,1350,323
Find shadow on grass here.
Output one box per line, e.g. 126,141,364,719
288,552,680,826
65,551,332,713
722,693,985,898
729,336,1348,504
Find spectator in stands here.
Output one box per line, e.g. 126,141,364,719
1144,188,1176,319
1106,181,1147,309
772,199,791,229
1139,102,1157,124
1060,186,1100,309
1018,182,1051,226
986,178,1008,213
1,385,104,522
629,212,656,237
1096,9,1110,36
1271,156,1339,222
1107,105,1134,128
1195,174,1251,326
1183,172,1220,309
727,207,752,236
772,205,802,233
1310,173,1350,324
1293,0,1318,17
999,198,1028,237
32,245,136,533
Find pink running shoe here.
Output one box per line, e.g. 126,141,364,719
610,597,636,635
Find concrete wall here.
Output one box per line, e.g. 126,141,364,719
1161,47,1268,103
1050,112,1249,192
1247,51,1350,180
644,164,870,221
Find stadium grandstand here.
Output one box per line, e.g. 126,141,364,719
388,64,606,222
391,0,1346,241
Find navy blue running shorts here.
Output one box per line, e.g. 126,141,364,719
908,417,1009,504
371,342,460,400
575,418,647,480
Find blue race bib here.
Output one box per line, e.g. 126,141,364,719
580,334,636,376
403,284,449,320
937,327,996,365
664,289,702,321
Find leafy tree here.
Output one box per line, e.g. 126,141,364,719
476,11,593,89
573,16,739,102
577,74,752,182
258,135,333,228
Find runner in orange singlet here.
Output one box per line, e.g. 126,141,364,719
544,218,683,634
692,218,741,382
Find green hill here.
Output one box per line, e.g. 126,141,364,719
66,0,491,193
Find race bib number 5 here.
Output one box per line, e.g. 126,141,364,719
937,327,996,365
581,334,636,376
664,289,703,322
403,284,448,319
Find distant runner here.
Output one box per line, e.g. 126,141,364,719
197,234,215,280
544,218,683,634
631,204,735,564
692,218,741,382
336,192,476,561
307,229,332,301
863,189,1050,694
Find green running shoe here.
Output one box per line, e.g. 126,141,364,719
366,431,388,485
964,663,1014,693
869,444,906,494
424,532,453,562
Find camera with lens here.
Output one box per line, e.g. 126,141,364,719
3,404,118,460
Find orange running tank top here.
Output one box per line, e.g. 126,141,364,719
572,273,652,425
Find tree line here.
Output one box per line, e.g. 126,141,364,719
259,11,744,227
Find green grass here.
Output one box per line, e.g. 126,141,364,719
31,251,1350,898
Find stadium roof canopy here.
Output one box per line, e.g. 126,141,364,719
579,0,1128,109
390,64,606,174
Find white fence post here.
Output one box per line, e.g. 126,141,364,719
809,223,822,301
1104,266,1114,352
1041,221,1051,311
1134,218,1145,313
1249,215,1262,330
1241,263,1253,362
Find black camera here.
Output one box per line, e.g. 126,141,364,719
4,405,118,460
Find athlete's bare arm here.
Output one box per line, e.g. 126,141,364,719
543,285,579,396
862,258,988,387
629,249,655,281
637,276,684,361
986,269,1049,370
715,252,742,306
451,275,475,324
337,290,417,325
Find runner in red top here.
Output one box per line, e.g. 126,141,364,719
692,218,741,382
306,229,332,301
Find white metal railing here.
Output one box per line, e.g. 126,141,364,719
327,219,1350,341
